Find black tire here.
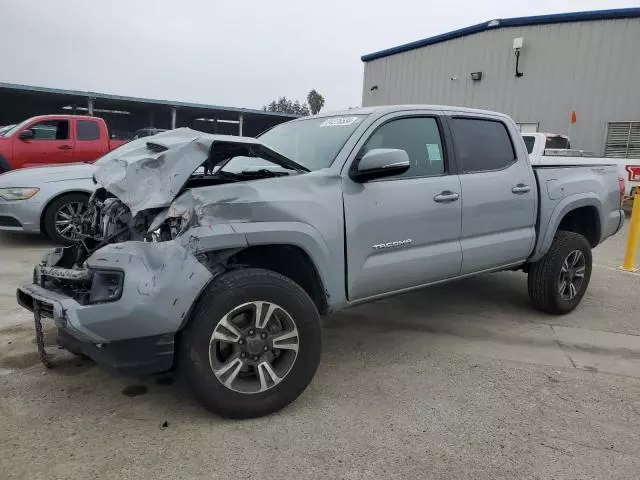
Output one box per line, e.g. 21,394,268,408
180,268,322,418
528,231,593,315
42,193,89,245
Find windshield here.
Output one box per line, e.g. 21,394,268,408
258,115,365,171
0,119,30,137
0,124,16,136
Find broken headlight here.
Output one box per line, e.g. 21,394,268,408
89,270,124,303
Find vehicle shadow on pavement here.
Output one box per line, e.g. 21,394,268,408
325,271,536,334
0,231,55,249
1,271,561,422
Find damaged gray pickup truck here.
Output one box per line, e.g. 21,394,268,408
17,105,625,418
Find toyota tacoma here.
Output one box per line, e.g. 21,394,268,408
17,106,625,418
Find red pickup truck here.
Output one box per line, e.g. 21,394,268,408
0,115,128,173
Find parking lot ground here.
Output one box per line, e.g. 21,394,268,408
1,226,639,480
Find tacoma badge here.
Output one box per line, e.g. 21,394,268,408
372,239,413,250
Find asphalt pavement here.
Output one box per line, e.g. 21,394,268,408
1,225,639,479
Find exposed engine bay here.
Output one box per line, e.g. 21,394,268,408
49,188,168,268
73,166,293,265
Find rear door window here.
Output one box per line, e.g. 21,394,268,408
77,120,100,141
450,118,516,173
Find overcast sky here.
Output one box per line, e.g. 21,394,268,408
1,0,637,111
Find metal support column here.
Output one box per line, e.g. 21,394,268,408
170,107,177,129
238,114,244,136
87,98,94,115
149,110,155,127
213,118,218,134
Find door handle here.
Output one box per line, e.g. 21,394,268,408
511,184,531,194
433,191,460,203
58,145,72,150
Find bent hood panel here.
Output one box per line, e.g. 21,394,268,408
93,128,301,216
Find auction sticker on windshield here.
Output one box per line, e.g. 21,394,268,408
320,117,361,127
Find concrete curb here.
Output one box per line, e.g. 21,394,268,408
552,325,640,359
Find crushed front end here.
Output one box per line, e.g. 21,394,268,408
15,175,212,375
16,128,302,374
17,223,214,374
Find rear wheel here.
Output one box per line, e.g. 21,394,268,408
42,193,89,245
528,231,592,314
180,268,322,418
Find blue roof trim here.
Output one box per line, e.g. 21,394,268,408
0,82,299,119
361,7,640,62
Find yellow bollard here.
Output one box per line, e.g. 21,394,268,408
620,189,640,272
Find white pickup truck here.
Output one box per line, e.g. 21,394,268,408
523,133,640,204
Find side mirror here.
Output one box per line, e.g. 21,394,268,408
350,148,410,182
19,129,34,140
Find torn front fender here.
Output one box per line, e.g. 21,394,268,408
78,241,213,342
152,171,347,309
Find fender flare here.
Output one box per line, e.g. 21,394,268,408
231,221,338,303
530,193,603,262
176,221,341,330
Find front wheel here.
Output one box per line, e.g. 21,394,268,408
527,231,593,314
180,268,322,418
42,193,89,245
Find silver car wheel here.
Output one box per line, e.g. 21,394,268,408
54,201,87,241
208,301,300,394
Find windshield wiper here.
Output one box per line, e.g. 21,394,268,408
239,169,290,178
267,151,310,173
210,170,241,181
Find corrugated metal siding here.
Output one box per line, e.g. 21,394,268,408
362,18,640,154
605,122,640,159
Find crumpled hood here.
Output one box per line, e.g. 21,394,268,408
93,127,303,217
0,163,96,187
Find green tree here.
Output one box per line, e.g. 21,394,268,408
263,96,310,116
306,90,325,115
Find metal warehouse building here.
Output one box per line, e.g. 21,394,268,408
361,7,640,157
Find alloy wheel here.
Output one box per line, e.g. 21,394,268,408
208,301,300,394
54,201,87,241
558,249,586,301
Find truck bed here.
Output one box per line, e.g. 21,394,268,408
530,164,624,261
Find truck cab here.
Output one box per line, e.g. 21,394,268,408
0,115,127,173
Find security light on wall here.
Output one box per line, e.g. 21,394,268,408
513,37,524,50
470,72,483,81
513,37,524,77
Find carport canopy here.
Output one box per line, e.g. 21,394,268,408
0,82,298,139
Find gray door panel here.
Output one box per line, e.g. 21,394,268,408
459,167,536,273
451,117,537,274
343,175,462,300
342,112,463,301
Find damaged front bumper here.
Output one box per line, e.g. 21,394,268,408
17,241,213,375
